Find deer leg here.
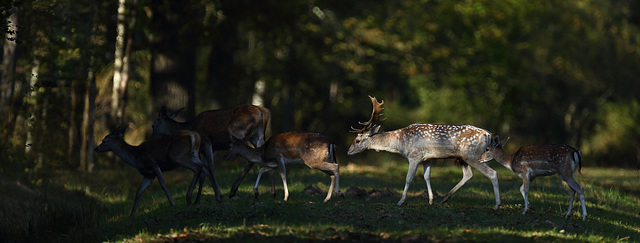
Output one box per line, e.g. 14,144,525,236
334,163,343,198
579,192,587,221
254,167,272,200
229,161,255,199
566,188,576,220
466,160,501,210
441,162,473,204
201,144,222,202
192,152,224,204
186,166,202,205
563,175,587,221
422,162,433,205
521,176,531,215
398,160,420,206
277,159,289,201
318,162,342,202
193,169,205,204
270,169,277,198
153,167,175,207
131,176,154,217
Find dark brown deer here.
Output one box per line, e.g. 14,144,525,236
479,136,587,220
347,96,500,209
95,125,218,216
223,132,343,202
152,105,270,201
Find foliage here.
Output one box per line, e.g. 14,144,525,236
2,0,640,171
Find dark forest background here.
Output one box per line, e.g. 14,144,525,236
1,0,640,174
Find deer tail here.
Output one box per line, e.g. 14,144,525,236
330,144,337,164
576,150,582,174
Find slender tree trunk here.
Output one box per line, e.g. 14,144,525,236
0,6,18,135
112,0,137,125
80,0,98,172
25,60,39,165
81,72,97,172
111,0,126,123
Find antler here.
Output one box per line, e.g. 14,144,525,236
351,95,386,133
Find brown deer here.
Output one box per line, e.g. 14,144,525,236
479,136,587,220
347,96,501,209
223,132,343,202
95,125,218,216
152,105,271,202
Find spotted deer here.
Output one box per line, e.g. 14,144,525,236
223,132,343,202
479,136,587,220
152,105,271,202
95,125,218,216
347,96,500,209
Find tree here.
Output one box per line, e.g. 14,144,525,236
0,4,18,137
147,0,202,119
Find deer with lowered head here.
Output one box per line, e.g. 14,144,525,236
95,125,218,216
151,105,271,202
479,136,587,221
223,131,343,202
347,96,501,209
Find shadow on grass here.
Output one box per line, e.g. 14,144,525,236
4,161,639,242
94,162,639,242
0,172,108,242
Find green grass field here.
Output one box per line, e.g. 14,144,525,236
1,156,639,242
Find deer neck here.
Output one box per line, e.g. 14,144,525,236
493,147,514,171
110,139,141,169
167,118,195,132
240,145,265,164
368,130,402,154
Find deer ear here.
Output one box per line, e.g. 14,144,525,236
169,107,184,119
500,137,510,147
113,124,128,135
369,124,381,135
158,106,167,118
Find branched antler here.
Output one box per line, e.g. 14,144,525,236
351,95,386,133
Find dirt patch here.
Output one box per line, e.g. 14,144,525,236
343,186,399,201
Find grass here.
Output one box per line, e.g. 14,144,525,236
1,156,639,242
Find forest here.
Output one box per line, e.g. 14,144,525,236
2,0,640,172
2,0,640,241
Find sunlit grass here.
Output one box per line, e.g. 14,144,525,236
2,158,639,242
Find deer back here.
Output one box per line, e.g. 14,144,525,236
138,131,200,171
264,132,332,163
153,105,269,150
400,124,492,160
227,105,270,148
512,144,581,175
191,108,235,149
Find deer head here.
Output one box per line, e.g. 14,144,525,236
479,136,510,163
151,106,184,139
348,96,385,155
95,125,128,152
222,140,263,163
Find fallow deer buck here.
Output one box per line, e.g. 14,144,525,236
347,96,501,209
479,137,587,220
223,132,343,202
152,105,270,202
95,125,218,216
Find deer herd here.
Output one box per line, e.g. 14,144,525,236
96,96,587,221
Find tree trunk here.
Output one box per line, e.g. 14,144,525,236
148,0,199,119
81,72,97,172
0,6,18,135
78,0,98,172
112,0,137,125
